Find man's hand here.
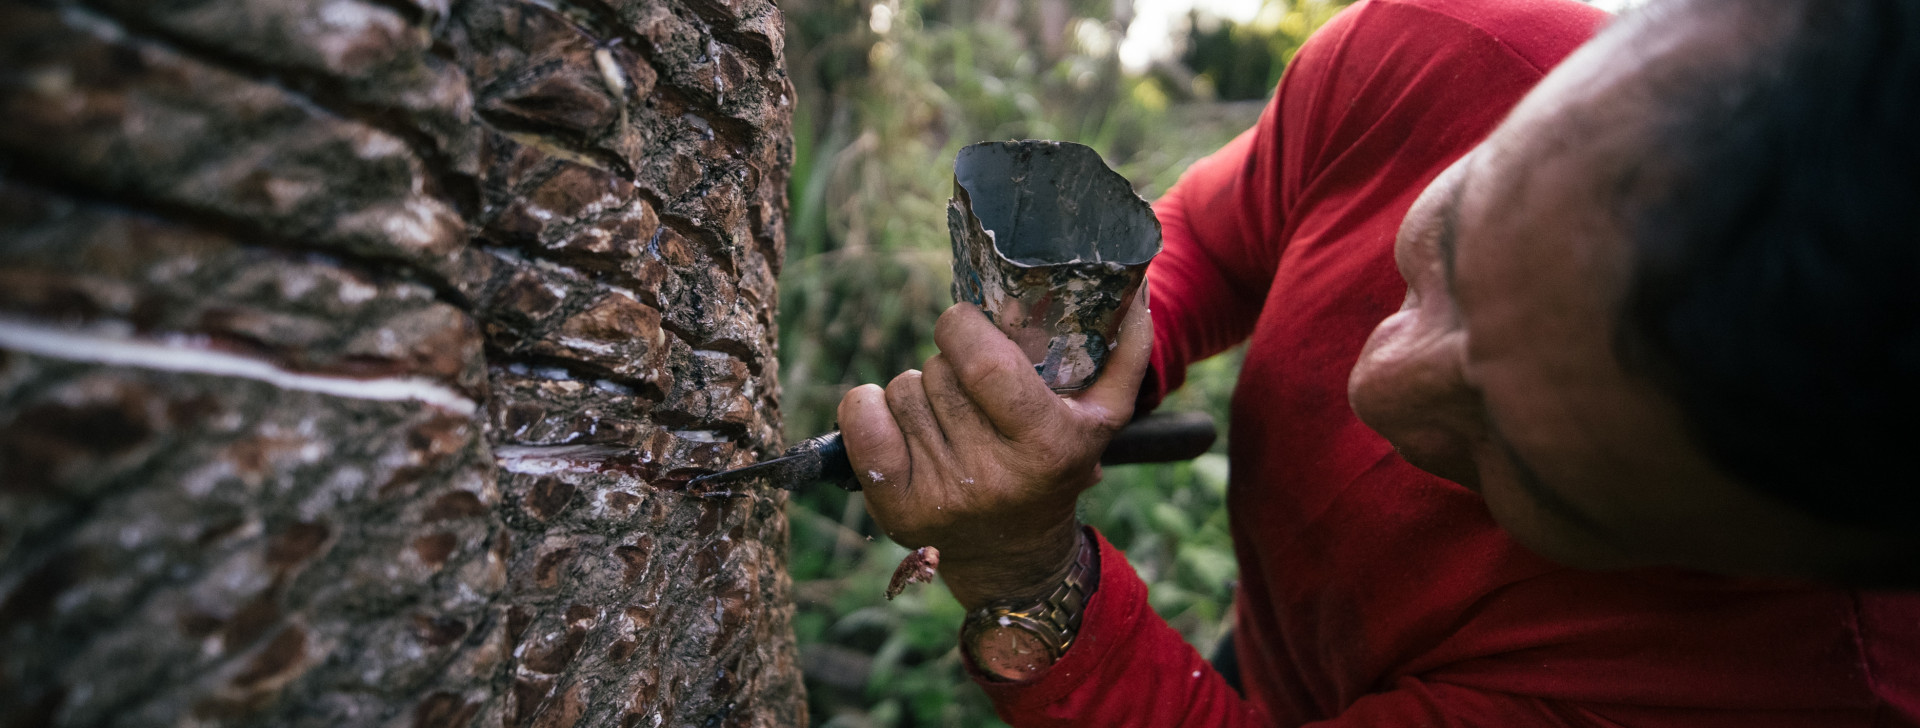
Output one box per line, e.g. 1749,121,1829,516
836,294,1152,610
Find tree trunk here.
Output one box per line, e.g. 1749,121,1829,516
0,0,801,725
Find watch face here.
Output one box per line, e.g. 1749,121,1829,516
970,624,1055,681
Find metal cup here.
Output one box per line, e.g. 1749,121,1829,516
947,140,1162,392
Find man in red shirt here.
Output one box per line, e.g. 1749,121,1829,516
839,0,1920,724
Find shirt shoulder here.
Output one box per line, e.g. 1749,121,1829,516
1354,0,1613,73
1261,0,1608,217
1282,0,1609,114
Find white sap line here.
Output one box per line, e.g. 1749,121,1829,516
0,318,477,415
491,445,622,475
491,445,654,489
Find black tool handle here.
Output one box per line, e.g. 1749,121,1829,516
809,411,1217,491
792,430,856,490
1101,411,1219,465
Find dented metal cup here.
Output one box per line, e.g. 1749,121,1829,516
948,140,1162,392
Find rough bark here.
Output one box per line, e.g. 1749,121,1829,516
0,0,801,725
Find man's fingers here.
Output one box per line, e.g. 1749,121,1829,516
921,354,1004,482
1068,287,1153,427
931,303,1064,441
883,369,961,473
837,383,909,489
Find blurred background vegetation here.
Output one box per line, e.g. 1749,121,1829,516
775,1,1346,725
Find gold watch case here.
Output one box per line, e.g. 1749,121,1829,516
960,530,1099,681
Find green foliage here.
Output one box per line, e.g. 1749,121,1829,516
1183,1,1353,100
778,2,1345,725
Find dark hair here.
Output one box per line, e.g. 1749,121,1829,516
1615,0,1920,528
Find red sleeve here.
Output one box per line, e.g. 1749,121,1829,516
971,536,1859,728
969,529,1270,728
970,534,1869,728
1138,101,1279,409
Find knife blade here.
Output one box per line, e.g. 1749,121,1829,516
687,411,1216,497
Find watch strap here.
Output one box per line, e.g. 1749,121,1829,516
962,528,1100,662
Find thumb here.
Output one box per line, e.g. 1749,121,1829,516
1067,284,1152,427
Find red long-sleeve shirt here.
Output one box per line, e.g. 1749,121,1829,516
970,0,1920,725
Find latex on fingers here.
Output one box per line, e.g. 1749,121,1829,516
836,296,1153,609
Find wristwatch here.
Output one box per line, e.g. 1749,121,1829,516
960,529,1100,682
